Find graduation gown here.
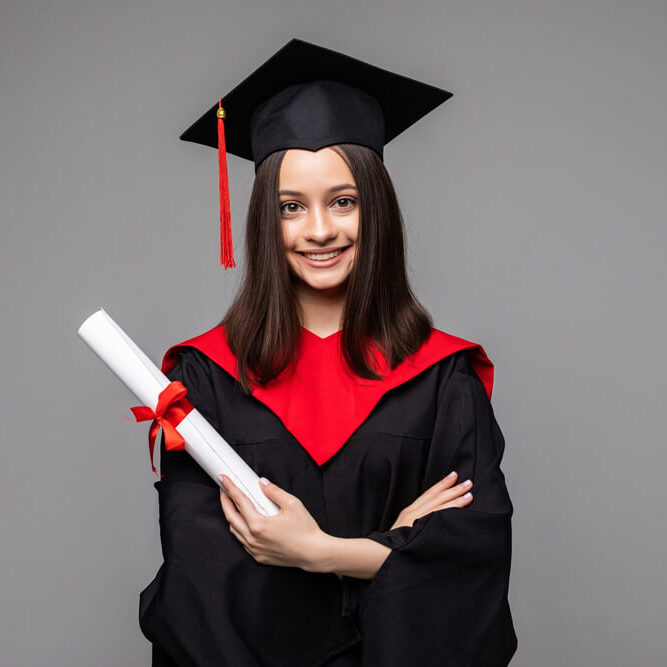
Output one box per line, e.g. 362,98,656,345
138,325,518,666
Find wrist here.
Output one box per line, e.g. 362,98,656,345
305,534,392,579
303,531,339,574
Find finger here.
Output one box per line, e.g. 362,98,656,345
220,488,252,542
220,475,264,525
412,474,468,513
228,523,260,560
442,478,472,500
257,478,296,511
411,472,459,508
426,471,458,495
433,479,472,508
219,487,238,519
220,489,246,529
437,491,473,511
412,479,473,516
228,521,249,548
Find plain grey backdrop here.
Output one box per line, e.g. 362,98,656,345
2,1,665,665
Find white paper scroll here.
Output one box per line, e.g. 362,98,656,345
77,308,280,516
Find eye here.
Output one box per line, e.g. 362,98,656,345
333,197,356,209
280,201,302,215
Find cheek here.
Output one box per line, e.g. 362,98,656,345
281,223,295,249
342,213,359,242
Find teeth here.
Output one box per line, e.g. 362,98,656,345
302,248,345,261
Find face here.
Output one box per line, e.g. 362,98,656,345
279,147,358,295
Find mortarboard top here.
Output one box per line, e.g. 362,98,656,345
179,37,453,269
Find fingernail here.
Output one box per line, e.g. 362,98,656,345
447,471,456,478
260,477,270,486
463,492,472,499
463,479,472,486
219,474,227,485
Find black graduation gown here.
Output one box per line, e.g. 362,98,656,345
138,340,518,666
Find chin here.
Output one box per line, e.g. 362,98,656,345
291,269,351,292
304,277,350,292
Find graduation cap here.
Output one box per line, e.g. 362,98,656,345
179,37,453,269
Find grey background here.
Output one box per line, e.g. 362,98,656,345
1,1,665,665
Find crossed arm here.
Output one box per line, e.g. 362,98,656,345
218,468,474,580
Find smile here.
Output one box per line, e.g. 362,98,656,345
296,245,352,267
302,248,345,260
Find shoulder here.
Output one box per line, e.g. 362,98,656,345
425,326,487,374
162,323,241,384
166,344,213,376
164,344,216,399
163,343,224,432
432,348,477,393
161,323,226,376
425,326,495,401
438,347,475,374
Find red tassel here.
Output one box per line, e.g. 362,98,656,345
217,98,235,269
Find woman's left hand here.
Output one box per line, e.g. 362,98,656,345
219,474,329,572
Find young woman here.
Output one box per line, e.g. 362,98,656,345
139,39,518,666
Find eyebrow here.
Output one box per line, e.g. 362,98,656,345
278,183,358,196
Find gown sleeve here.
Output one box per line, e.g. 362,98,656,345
346,350,518,666
138,346,227,665
138,347,362,667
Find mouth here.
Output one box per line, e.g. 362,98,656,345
295,245,352,267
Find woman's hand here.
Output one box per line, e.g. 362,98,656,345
219,474,328,572
390,471,473,530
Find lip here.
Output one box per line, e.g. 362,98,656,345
296,245,352,268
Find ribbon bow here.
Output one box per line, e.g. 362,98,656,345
124,380,194,477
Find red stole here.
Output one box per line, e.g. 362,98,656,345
161,325,494,466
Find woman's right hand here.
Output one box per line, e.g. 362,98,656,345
390,471,473,530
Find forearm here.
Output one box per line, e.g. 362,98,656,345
312,535,392,580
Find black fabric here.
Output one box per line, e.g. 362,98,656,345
249,80,386,171
139,345,517,666
178,37,452,171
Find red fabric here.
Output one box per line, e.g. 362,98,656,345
217,98,235,269
125,380,195,476
161,325,494,467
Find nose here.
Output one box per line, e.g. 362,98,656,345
303,204,337,244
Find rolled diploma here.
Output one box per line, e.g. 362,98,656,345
77,307,280,516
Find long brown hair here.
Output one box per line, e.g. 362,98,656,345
219,143,433,394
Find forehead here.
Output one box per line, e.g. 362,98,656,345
279,147,355,187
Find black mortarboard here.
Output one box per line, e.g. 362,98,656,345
179,37,452,269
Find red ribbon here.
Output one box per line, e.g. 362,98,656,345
124,380,194,477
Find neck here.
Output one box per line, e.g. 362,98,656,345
295,281,347,338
